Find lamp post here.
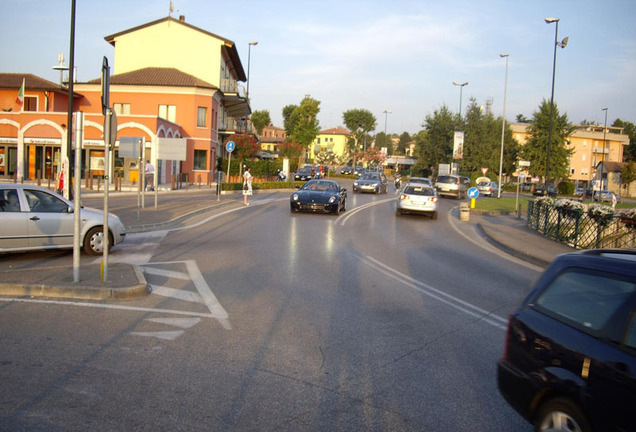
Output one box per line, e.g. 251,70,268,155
452,81,469,117
497,54,509,198
544,17,568,194
246,41,258,98
601,107,608,191
383,109,391,135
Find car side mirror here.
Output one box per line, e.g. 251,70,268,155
341,187,347,192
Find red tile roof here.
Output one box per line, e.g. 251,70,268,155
0,73,64,91
319,127,350,135
87,67,216,89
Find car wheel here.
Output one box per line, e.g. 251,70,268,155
534,398,591,432
431,212,438,220
84,226,110,255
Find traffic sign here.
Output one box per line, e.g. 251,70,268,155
226,141,235,152
468,187,480,199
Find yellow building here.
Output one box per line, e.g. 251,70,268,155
310,127,350,160
510,122,630,192
259,125,286,154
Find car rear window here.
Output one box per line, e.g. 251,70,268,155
404,186,434,196
534,269,636,335
437,176,457,184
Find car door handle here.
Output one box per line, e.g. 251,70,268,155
30,216,40,221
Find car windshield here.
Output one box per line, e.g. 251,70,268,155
302,181,338,192
404,186,434,196
478,181,490,187
361,173,380,180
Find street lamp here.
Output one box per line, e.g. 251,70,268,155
246,41,258,98
544,17,568,194
497,53,509,198
601,107,608,190
452,81,469,117
383,110,392,135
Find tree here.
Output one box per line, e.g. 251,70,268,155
225,134,260,161
250,110,271,135
342,108,377,168
417,105,460,170
613,118,636,161
284,96,321,163
396,132,411,155
521,99,575,182
282,104,299,137
375,131,393,155
278,140,304,160
516,114,530,123
360,147,386,166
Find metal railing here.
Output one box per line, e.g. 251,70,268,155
527,200,636,249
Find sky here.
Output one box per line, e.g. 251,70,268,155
2,0,635,135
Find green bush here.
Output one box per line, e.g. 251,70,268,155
557,181,575,196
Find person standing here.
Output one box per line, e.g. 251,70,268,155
243,166,253,205
144,160,155,191
611,191,618,210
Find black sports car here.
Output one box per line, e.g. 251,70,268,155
290,180,347,215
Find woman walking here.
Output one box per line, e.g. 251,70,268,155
243,166,253,205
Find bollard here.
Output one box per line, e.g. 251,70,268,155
460,201,470,221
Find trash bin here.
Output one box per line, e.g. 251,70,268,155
460,201,470,221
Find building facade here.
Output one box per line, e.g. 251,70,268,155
259,125,286,154
310,127,350,160
0,15,251,186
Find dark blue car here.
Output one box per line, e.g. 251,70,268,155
498,250,636,432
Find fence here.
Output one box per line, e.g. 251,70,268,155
527,200,636,249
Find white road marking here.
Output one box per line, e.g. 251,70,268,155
143,267,190,280
150,285,203,303
130,331,184,341
146,317,201,328
359,255,509,330
0,297,217,318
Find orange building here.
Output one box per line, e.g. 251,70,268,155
0,16,251,186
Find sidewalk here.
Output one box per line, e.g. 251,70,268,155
0,186,576,301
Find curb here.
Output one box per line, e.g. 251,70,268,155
0,264,149,301
475,222,551,268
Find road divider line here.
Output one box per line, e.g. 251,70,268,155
360,255,508,330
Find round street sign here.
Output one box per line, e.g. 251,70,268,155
226,141,235,152
468,187,480,199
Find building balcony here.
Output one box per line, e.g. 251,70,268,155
219,117,254,135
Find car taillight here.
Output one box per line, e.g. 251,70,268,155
399,194,407,200
430,197,438,203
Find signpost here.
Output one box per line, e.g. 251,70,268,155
225,140,235,195
468,186,479,209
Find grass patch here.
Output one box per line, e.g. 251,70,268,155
470,196,532,213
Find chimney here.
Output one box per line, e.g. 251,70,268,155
179,15,185,22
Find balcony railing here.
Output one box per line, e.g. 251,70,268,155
219,117,254,135
220,79,246,98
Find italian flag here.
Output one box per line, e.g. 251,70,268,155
16,78,25,108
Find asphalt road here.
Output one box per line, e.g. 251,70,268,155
0,186,538,431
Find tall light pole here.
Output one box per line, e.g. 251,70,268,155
498,53,509,198
383,110,392,135
246,41,258,99
544,17,568,194
601,107,608,190
452,81,468,117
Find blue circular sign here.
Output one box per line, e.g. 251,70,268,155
226,141,235,152
468,187,480,199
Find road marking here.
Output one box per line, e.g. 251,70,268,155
359,255,509,330
0,297,218,318
338,198,394,226
143,267,190,280
130,331,184,341
150,285,203,303
146,317,201,328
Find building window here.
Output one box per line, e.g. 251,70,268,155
24,96,37,112
158,104,177,122
114,103,131,115
197,107,207,127
194,150,207,170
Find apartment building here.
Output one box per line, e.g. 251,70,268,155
310,127,351,160
0,15,251,185
259,125,286,154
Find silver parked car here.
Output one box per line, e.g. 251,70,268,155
434,175,467,199
396,184,438,219
477,181,499,197
0,184,126,255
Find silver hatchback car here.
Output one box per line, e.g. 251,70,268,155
435,175,467,199
0,184,126,255
396,184,439,219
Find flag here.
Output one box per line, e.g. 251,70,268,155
15,78,25,108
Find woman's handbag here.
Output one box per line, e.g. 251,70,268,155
243,182,248,191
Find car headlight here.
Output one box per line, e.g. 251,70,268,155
292,194,299,201
353,182,359,186
329,196,338,203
